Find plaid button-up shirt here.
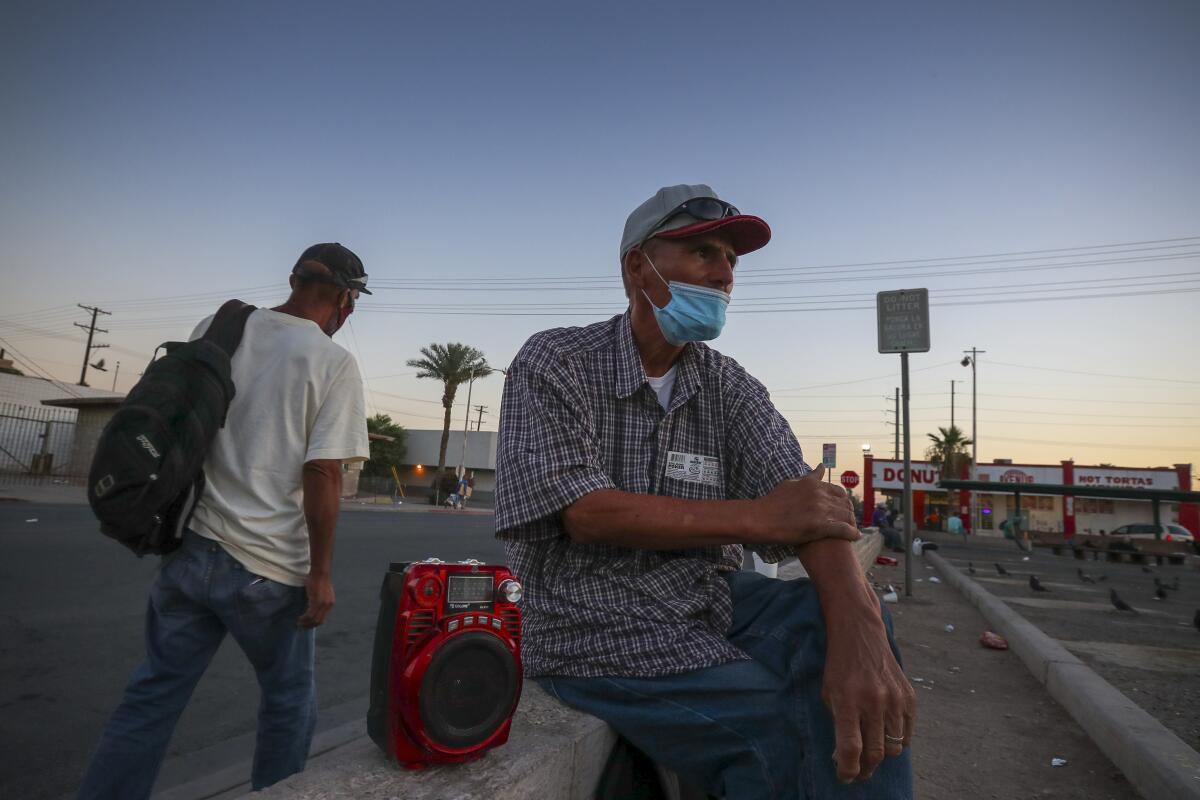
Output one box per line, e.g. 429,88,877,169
496,312,811,678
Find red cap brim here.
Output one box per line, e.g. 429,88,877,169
652,214,771,255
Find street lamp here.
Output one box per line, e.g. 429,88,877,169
961,348,985,533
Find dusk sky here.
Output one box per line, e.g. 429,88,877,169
1,0,1197,476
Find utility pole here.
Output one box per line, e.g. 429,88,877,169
883,394,897,457
112,361,121,392
458,375,476,480
894,387,900,459
474,404,489,431
75,304,111,386
961,348,986,534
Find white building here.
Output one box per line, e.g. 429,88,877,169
391,429,498,496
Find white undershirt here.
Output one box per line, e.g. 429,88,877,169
645,365,678,411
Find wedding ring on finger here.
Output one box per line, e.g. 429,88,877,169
884,734,904,744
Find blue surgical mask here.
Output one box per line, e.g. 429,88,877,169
640,255,731,345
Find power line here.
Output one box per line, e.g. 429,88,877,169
0,336,85,399
343,319,377,416
985,435,1199,453
364,235,1200,284
775,362,960,392
988,361,1200,386
357,270,1200,307
347,284,1200,314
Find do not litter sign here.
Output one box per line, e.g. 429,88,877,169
877,289,930,354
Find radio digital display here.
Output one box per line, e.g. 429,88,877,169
447,574,493,604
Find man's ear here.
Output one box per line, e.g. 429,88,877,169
624,248,645,294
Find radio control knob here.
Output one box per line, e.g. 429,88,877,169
497,579,523,604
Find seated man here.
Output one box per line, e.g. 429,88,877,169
872,503,905,553
495,185,914,799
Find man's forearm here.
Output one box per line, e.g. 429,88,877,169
302,459,343,575
563,489,763,549
794,538,882,626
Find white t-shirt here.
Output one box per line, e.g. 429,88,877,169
645,365,678,411
188,309,369,585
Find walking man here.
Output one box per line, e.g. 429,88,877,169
76,243,371,799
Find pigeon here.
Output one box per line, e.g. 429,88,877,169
1141,566,1153,574
1169,577,1180,592
967,562,976,575
1097,574,1109,582
1110,589,1137,613
1154,587,1167,601
1030,575,1050,593
995,563,1009,576
1077,568,1095,584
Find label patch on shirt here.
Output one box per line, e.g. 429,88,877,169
665,451,721,487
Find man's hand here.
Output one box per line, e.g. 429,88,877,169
298,573,335,628
756,464,861,547
822,602,916,783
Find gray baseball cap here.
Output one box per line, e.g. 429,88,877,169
619,184,771,266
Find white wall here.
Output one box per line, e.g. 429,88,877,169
402,429,497,472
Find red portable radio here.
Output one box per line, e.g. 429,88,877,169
368,558,523,769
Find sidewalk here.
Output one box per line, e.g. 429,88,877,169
0,483,496,515
0,481,88,505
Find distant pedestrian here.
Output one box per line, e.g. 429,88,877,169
455,473,470,509
947,514,965,539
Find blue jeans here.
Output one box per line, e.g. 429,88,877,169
538,571,913,800
76,530,316,799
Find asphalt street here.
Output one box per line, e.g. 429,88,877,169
0,502,504,800
931,534,1200,751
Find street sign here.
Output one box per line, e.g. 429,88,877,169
822,443,836,469
877,288,930,354
840,470,860,490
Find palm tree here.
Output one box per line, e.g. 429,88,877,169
925,425,973,481
406,343,491,502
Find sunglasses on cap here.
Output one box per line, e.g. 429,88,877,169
648,197,740,237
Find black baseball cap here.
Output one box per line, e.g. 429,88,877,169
292,242,371,294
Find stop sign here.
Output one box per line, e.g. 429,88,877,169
840,471,860,489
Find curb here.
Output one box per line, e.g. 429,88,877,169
926,550,1200,800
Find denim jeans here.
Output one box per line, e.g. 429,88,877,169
76,530,316,799
538,571,913,800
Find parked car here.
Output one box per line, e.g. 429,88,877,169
1109,523,1195,543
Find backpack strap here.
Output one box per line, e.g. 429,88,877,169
203,300,257,357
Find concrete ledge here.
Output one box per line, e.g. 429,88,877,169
252,682,615,800
780,530,883,580
927,550,1200,800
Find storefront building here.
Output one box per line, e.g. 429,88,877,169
860,456,1199,536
